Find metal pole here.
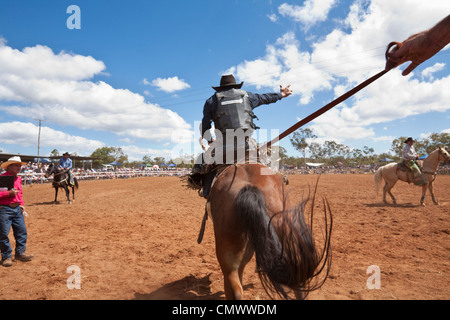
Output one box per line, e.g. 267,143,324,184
36,119,43,165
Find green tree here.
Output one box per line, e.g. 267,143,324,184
309,142,326,161
351,148,364,165
50,149,60,157
142,155,154,165
290,128,317,167
391,136,409,157
90,147,128,168
422,132,450,153
153,157,166,165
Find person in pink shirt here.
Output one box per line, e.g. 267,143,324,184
0,156,34,267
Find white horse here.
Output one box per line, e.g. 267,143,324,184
374,147,450,206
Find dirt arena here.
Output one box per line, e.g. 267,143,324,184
1,172,448,300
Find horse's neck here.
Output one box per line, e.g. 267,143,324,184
54,170,66,180
423,151,440,172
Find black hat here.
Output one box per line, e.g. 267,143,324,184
404,137,415,143
212,74,243,91
63,152,70,156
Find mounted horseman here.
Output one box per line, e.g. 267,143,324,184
58,152,75,186
401,137,426,185
45,153,79,204
189,74,292,199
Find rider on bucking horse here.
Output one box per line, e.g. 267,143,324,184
190,74,292,198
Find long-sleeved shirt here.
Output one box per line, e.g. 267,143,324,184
0,172,24,206
201,90,282,136
402,144,418,161
58,157,72,170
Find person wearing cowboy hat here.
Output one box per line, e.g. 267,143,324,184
194,74,292,198
201,74,292,140
402,137,426,185
58,152,74,186
0,156,34,267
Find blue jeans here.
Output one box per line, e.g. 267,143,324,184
0,205,28,260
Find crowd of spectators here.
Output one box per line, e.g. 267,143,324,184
0,160,448,186
0,161,189,185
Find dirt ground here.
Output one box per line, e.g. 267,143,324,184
0,173,448,300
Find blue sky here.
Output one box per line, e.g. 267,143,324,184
0,0,449,162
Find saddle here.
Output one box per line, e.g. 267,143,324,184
397,160,426,185
184,163,229,191
397,160,423,172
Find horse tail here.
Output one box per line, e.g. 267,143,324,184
74,178,79,189
235,184,332,299
374,167,384,196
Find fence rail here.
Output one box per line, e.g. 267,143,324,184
18,169,189,185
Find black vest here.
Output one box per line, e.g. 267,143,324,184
213,89,259,134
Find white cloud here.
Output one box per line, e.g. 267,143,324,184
151,76,190,93
278,0,337,29
0,42,105,81
306,0,450,141
120,144,174,162
0,121,104,155
0,41,193,143
311,0,449,82
233,32,333,105
372,135,395,142
310,70,450,140
421,63,446,81
267,13,278,23
228,1,450,147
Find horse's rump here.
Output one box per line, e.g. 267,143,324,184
210,164,331,299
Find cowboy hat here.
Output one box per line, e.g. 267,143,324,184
63,152,70,156
212,74,244,91
1,156,27,169
404,137,415,143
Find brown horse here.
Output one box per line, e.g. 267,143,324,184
204,163,332,299
45,163,79,204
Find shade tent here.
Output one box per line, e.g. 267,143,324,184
380,158,394,162
34,158,52,163
418,154,428,160
306,163,324,167
108,161,122,166
168,164,176,167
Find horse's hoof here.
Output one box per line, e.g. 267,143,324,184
421,203,426,207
